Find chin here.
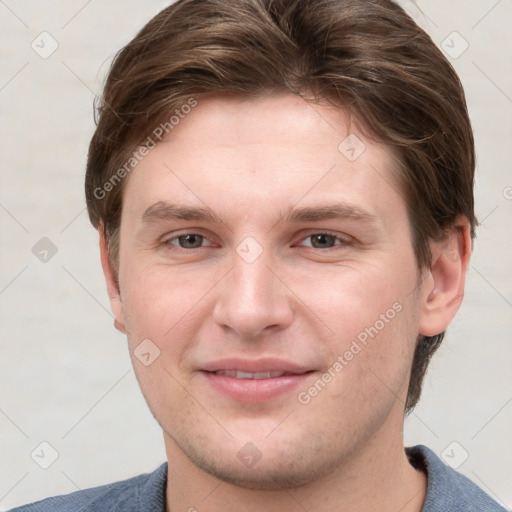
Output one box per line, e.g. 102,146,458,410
177,434,341,490
195,456,327,490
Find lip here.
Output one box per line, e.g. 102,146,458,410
199,358,315,402
201,357,312,374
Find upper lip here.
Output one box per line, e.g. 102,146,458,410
201,358,313,374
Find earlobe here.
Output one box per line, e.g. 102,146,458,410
99,228,126,334
418,217,472,337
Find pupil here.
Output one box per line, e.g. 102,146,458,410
179,234,202,248
312,234,335,248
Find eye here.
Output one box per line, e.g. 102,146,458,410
168,233,207,249
300,233,349,249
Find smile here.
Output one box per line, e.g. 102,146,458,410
212,370,291,379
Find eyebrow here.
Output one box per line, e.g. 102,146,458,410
141,201,223,225
284,203,378,225
140,201,378,227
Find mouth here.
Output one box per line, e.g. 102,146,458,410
211,370,303,379
199,359,315,402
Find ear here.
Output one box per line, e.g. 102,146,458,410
99,227,126,334
418,216,472,337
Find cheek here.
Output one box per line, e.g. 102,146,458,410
119,266,207,414
119,262,219,357
296,258,415,341
297,300,418,439
295,256,421,395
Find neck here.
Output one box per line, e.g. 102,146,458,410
164,413,426,512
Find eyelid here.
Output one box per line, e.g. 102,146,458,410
295,230,353,247
161,229,218,247
159,229,353,249
298,229,352,240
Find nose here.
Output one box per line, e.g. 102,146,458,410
212,250,294,339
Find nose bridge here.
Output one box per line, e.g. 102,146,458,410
213,245,293,336
233,252,273,303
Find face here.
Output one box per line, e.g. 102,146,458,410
110,93,429,489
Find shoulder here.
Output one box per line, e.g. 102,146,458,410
8,463,167,512
407,445,508,512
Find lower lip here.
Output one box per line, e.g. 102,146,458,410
200,371,313,402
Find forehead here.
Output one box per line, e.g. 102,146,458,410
121,93,406,227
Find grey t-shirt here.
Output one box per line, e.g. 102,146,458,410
9,445,508,511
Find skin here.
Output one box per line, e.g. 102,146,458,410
100,93,471,511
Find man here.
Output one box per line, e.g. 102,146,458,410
11,0,507,510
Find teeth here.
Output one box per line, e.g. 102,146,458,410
214,370,286,379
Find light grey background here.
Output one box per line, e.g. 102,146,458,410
1,0,511,509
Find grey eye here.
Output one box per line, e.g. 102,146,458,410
308,234,337,249
174,234,205,248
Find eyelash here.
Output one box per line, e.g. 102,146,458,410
162,231,352,250
298,232,352,249
164,233,215,249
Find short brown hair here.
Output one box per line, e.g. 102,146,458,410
85,0,476,412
